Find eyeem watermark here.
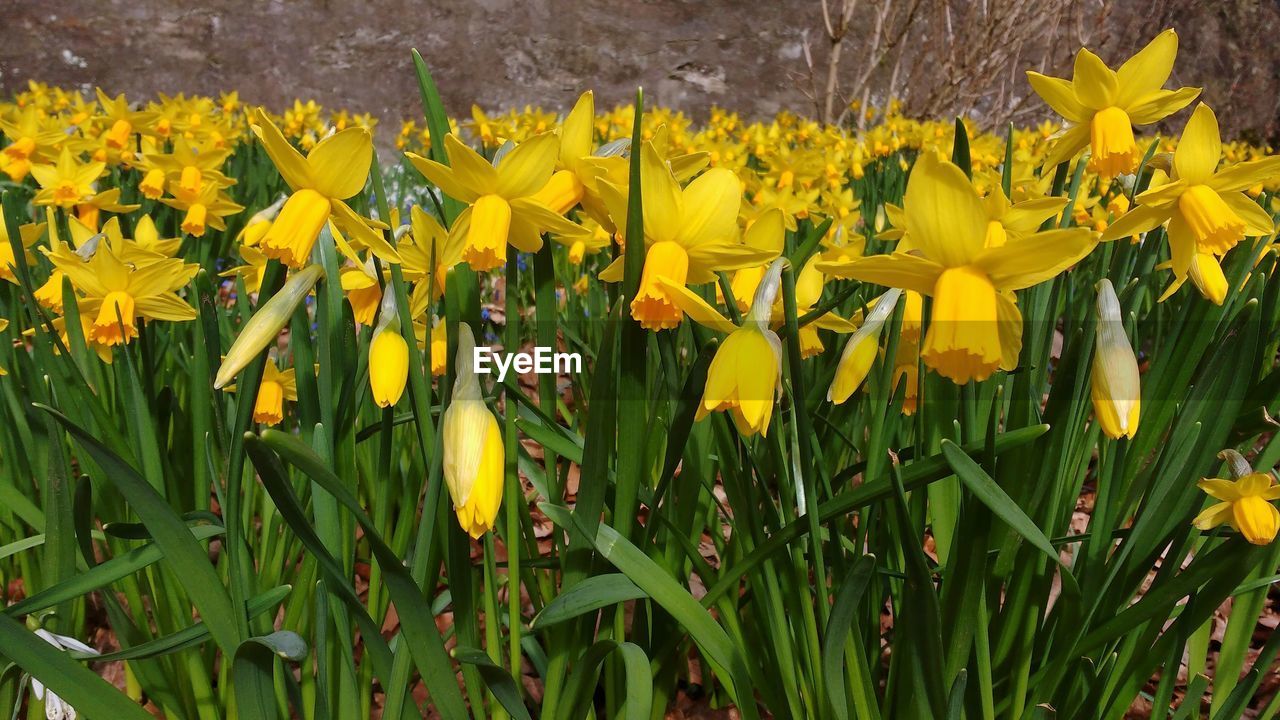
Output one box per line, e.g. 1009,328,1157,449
475,346,582,382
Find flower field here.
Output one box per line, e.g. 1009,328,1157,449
1,29,1280,719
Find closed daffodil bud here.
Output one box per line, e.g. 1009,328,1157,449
442,322,504,538
1194,450,1280,545
829,289,900,405
1090,279,1140,439
215,264,324,389
369,292,408,408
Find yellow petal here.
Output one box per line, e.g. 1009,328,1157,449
307,127,373,199
1026,72,1088,123
1071,48,1118,108
743,208,785,253
444,134,499,195
331,200,402,264
680,168,742,247
560,91,595,162
817,253,943,296
253,108,313,191
1100,204,1170,242
1218,192,1276,237
1173,104,1220,184
1126,87,1200,125
405,152,479,204
495,132,559,198
1191,501,1233,530
654,278,738,333
1207,156,1280,193
996,292,1023,373
975,228,1095,291
1115,29,1178,107
903,154,987,266
641,143,681,244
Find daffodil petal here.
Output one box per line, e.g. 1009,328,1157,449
308,127,373,199
1071,48,1118,108
1114,29,1178,107
253,108,313,191
1173,104,1221,184
903,154,987,266
444,134,499,195
817,253,944,296
654,278,738,333
975,228,1095,290
495,132,559,198
1026,72,1087,123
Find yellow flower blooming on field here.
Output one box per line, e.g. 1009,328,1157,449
30,148,105,208
47,241,198,346
1102,104,1280,300
656,259,787,437
235,361,298,426
1027,29,1199,177
0,106,65,181
819,155,1094,384
0,220,45,284
442,322,505,538
406,133,587,272
597,143,778,330
253,108,396,267
1194,452,1280,545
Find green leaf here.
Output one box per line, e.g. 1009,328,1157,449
37,404,242,655
234,633,307,720
540,503,758,720
0,612,153,720
531,574,646,631
5,525,223,618
941,440,1080,597
251,430,469,719
822,554,879,720
454,647,533,720
561,640,653,720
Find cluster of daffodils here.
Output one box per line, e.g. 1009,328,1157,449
3,27,1279,554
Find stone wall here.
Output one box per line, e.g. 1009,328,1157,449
2,0,1277,142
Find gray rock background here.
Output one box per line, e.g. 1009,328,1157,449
1,0,1277,143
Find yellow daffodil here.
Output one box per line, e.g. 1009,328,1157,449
0,106,65,181
0,220,45,284
1102,104,1280,298
1027,29,1199,177
819,155,1094,383
30,148,105,208
597,143,777,330
406,133,586,272
442,322,505,538
1194,452,1280,545
47,242,198,346
253,108,396,267
657,259,787,437
227,361,298,426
